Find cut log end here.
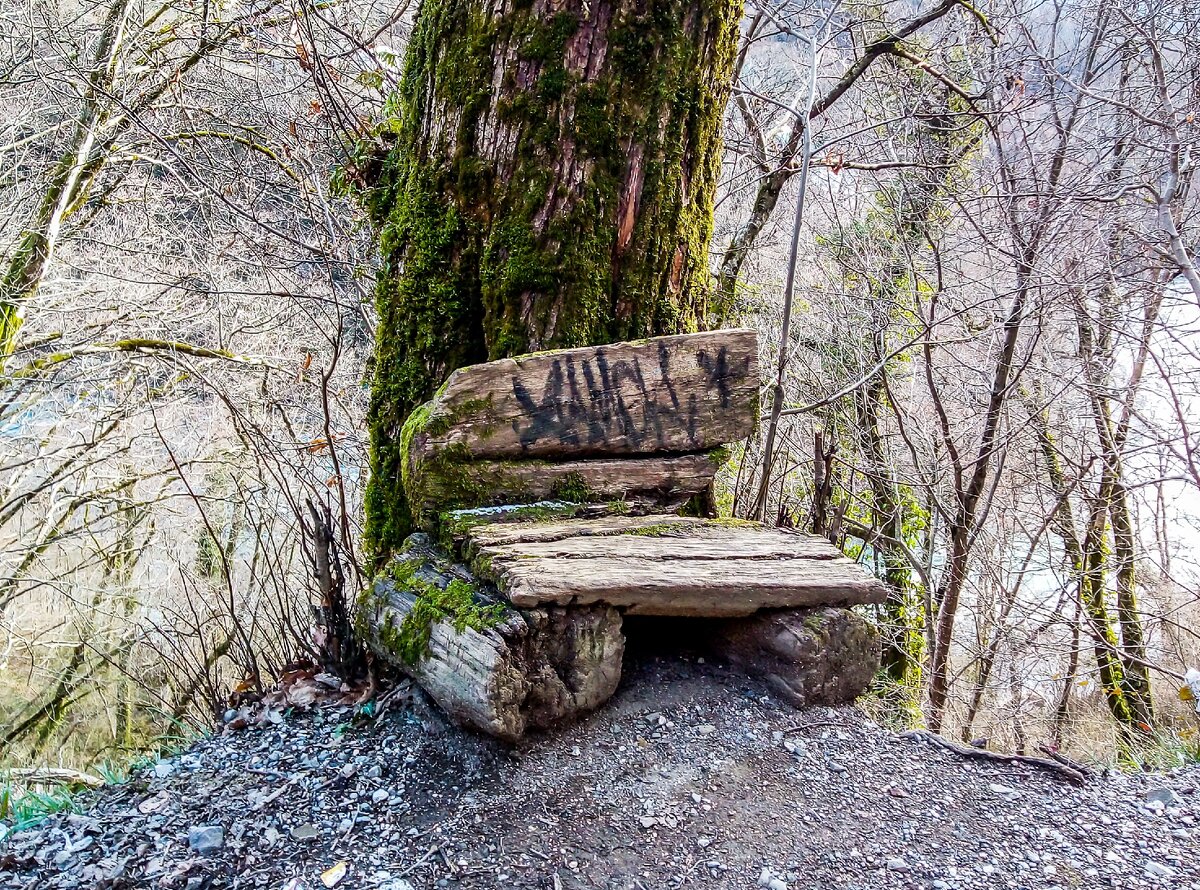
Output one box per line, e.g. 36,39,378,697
705,607,882,708
358,537,623,741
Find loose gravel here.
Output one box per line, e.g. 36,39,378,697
2,653,1197,890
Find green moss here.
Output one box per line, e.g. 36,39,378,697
618,521,694,537
358,0,745,566
372,557,507,665
549,472,593,503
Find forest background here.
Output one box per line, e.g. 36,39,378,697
3,0,1200,806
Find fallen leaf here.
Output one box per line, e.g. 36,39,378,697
320,861,348,887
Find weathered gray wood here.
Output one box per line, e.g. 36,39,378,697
492,557,886,616
407,452,724,525
479,527,845,562
358,537,623,741
461,517,888,617
705,608,881,707
417,329,758,461
446,508,700,556
456,513,699,552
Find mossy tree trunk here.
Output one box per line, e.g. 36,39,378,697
362,0,743,562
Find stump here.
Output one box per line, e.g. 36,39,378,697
706,607,882,708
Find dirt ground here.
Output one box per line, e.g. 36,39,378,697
2,645,1197,890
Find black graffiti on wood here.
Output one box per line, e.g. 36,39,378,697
509,343,744,453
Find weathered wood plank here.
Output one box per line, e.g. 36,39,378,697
406,451,724,525
457,513,699,550
357,537,623,740
476,527,845,563
412,329,758,462
483,555,886,616
455,516,883,617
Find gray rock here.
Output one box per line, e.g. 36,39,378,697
290,823,320,841
887,857,910,872
1144,861,1176,879
1144,788,1182,807
187,825,224,854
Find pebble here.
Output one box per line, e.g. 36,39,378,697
1145,788,1183,807
1144,860,1177,879
187,825,224,854
1,672,1197,890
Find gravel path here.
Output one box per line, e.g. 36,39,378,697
2,653,1197,890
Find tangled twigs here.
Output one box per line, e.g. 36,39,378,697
900,729,1090,785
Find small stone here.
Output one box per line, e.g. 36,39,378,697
290,823,320,841
1144,861,1176,879
639,817,657,828
188,825,224,854
931,882,951,890
1145,788,1182,807
372,789,390,804
887,858,910,872
154,761,173,779
767,880,787,890
697,724,716,735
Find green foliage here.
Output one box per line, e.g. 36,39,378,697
1125,726,1200,770
0,781,78,831
549,472,594,503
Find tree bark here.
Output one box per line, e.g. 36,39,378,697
362,0,744,563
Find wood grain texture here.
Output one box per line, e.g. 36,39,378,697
409,452,723,522
358,540,623,740
706,607,881,707
463,517,888,617
418,329,758,461
460,513,699,550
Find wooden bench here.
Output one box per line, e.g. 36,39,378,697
359,330,884,740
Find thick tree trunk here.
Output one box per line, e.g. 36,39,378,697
362,0,743,562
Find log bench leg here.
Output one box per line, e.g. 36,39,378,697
358,537,624,742
705,607,881,708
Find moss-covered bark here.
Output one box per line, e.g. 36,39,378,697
361,0,743,564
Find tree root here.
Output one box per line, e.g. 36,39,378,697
900,729,1090,785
